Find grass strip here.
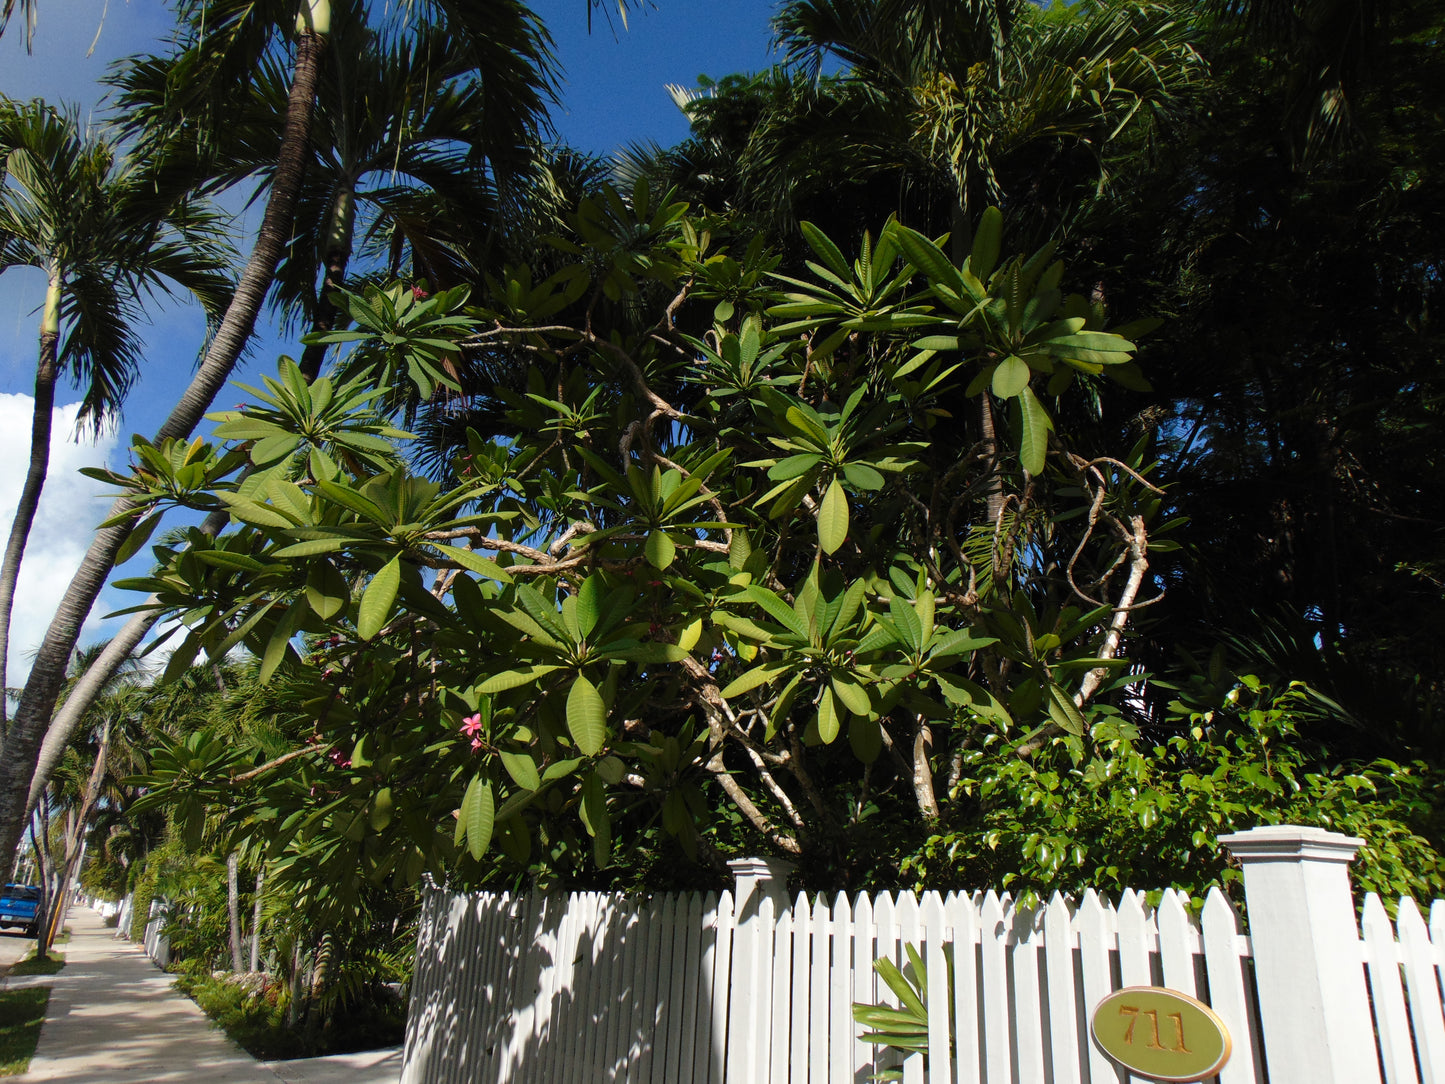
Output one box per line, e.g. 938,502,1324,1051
0,986,51,1077
9,950,65,977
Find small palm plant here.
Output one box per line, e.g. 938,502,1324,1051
853,942,952,1080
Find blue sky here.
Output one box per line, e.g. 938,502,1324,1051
0,0,782,681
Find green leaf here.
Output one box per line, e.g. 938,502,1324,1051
799,221,851,278
457,774,495,861
991,354,1031,399
817,686,840,743
720,659,792,698
848,714,883,763
910,335,960,352
970,206,1003,281
645,530,677,570
831,674,871,716
1045,682,1088,736
305,561,350,621
499,751,542,792
430,544,513,584
818,477,849,554
567,675,608,755
115,511,164,565
476,665,563,694
357,557,401,640
1017,385,1053,475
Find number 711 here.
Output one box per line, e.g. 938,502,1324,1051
1118,1006,1191,1053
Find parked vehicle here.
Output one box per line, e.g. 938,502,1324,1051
0,884,40,936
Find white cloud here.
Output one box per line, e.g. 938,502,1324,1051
0,393,122,690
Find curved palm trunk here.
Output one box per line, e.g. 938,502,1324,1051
49,715,111,937
0,281,62,736
0,29,328,889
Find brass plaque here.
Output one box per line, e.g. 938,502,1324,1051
1090,986,1232,1083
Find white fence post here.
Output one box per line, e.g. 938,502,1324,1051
726,857,795,1084
1219,825,1381,1084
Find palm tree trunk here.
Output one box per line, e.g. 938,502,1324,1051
298,185,356,380
0,279,62,737
249,866,264,971
50,716,111,936
946,201,1006,529
0,29,328,890
227,851,245,972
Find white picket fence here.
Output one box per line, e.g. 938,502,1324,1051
401,826,1444,1084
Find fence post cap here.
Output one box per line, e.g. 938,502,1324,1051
1218,824,1365,864
727,856,797,913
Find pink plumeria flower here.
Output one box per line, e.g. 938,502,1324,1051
460,713,484,737
470,737,484,752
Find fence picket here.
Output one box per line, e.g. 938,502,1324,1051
1397,898,1445,1084
947,893,981,1084
1116,890,1153,988
708,892,735,1084
1077,890,1123,1084
814,893,837,1084
897,892,924,1084
578,896,609,1084
1043,893,1082,1084
833,893,857,1084
1432,901,1445,977
1362,894,1419,1084
772,903,796,1084
645,895,675,1084
853,892,877,1084
874,893,900,1082
980,892,1012,1084
919,893,949,1084
1200,888,1263,1084
792,892,814,1083
1012,904,1047,1084
673,894,704,1084
1156,890,1197,996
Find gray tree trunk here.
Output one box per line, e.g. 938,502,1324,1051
249,866,264,972
227,851,245,972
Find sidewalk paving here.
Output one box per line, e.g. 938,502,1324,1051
7,908,400,1084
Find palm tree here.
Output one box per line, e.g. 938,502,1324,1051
0,0,549,889
0,98,233,733
113,20,533,380
672,0,1206,250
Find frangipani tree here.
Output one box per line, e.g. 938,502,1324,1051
110,195,1169,899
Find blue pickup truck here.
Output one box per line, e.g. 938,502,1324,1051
0,883,40,936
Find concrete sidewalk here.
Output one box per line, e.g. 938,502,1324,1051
9,907,400,1084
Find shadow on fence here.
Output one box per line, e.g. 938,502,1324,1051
402,884,730,1084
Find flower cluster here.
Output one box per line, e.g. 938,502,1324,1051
460,713,484,751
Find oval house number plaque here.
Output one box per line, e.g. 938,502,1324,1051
1090,987,1232,1083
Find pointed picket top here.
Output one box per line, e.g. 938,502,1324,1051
1200,886,1241,937
1156,888,1198,996
896,887,921,930
980,889,1006,936
1396,894,1445,1079
1431,899,1445,973
1043,892,1083,1084
945,889,982,1084
1361,893,1418,1084
851,889,877,1084
1116,888,1153,988
792,889,811,925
